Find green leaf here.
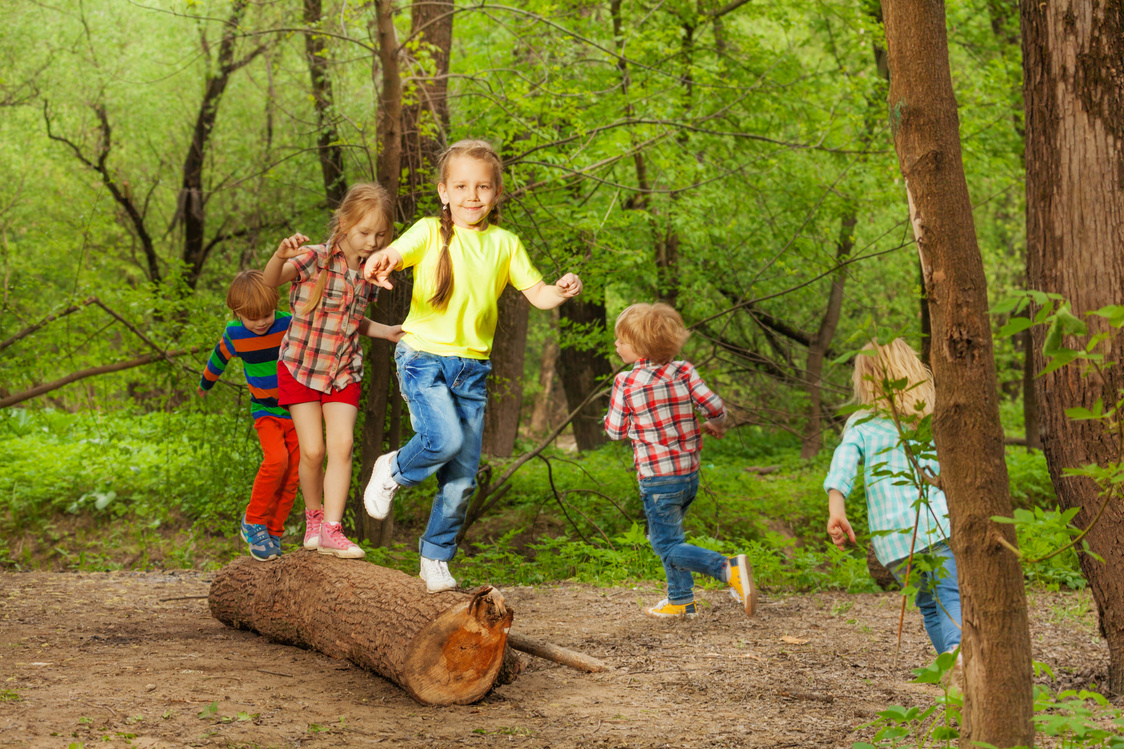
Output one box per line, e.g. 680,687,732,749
1092,305,1124,328
998,317,1034,338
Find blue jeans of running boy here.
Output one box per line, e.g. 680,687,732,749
392,342,491,562
889,541,962,653
640,471,727,605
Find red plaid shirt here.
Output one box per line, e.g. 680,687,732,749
605,360,727,479
278,241,380,393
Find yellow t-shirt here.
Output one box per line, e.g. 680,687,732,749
393,217,544,359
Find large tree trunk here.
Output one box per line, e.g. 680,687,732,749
303,0,347,209
1022,0,1124,695
881,1,1035,745
483,287,530,457
557,298,611,452
208,554,521,705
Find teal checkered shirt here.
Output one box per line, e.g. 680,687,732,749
824,413,951,566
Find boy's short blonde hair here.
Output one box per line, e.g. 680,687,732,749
226,270,279,319
614,303,690,364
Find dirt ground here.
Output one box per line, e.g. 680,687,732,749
0,566,1110,748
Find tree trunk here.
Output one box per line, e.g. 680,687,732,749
208,554,521,705
557,298,611,452
530,314,561,435
800,210,853,459
483,287,530,458
399,0,453,224
881,0,1034,745
303,0,347,209
180,0,263,288
1022,0,1124,695
1021,328,1041,450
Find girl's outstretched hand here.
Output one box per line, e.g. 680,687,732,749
555,273,583,298
364,249,400,290
276,233,310,259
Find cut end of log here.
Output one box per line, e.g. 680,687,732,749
403,586,515,705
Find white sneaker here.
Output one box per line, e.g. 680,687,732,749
419,557,457,594
363,451,400,520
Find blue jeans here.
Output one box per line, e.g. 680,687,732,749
889,541,962,653
640,472,727,605
392,342,491,561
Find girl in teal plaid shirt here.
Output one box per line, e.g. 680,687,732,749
824,338,962,657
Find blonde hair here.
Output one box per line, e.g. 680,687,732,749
852,338,935,420
303,182,394,314
430,139,505,311
226,269,278,319
614,303,690,364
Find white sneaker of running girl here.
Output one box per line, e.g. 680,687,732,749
419,557,457,593
363,451,401,520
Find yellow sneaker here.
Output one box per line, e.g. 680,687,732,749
645,598,698,619
727,554,758,616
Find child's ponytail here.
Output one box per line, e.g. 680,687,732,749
429,202,456,311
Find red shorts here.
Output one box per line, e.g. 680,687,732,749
277,362,361,409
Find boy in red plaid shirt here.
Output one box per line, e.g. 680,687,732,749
605,303,756,619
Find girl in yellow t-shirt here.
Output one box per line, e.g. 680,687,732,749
362,139,583,592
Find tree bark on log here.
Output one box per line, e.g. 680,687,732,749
209,554,520,705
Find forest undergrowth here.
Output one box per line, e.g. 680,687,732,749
0,406,1077,596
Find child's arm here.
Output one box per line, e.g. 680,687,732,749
198,330,235,397
685,364,728,437
263,233,310,287
824,425,863,549
603,375,631,441
521,273,583,310
363,248,404,290
826,489,857,549
358,318,405,342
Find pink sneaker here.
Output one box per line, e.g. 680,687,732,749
303,508,323,550
317,521,365,559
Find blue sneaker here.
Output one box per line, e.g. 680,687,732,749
269,533,283,558
240,516,278,562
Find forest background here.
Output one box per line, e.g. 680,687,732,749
0,2,1074,613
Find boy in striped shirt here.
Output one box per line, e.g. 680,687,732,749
199,270,298,561
605,303,756,619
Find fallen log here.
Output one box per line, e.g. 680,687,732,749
209,553,520,705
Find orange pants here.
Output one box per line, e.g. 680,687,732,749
246,416,301,536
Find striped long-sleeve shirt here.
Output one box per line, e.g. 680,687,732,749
823,413,951,565
199,313,292,421
605,360,727,479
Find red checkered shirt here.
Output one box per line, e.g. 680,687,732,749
604,359,727,479
278,241,380,393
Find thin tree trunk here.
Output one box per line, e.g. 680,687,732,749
180,0,263,288
1021,328,1041,450
881,0,1034,744
1022,0,1124,695
482,287,530,458
557,298,611,452
530,315,560,435
399,0,453,224
303,0,347,209
800,210,853,459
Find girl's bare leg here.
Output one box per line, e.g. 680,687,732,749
321,402,359,523
288,401,326,512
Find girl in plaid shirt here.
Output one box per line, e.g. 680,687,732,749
361,140,583,593
605,303,757,620
825,338,962,657
263,183,404,559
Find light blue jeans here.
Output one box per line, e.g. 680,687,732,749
640,471,728,605
392,342,491,561
889,541,962,653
